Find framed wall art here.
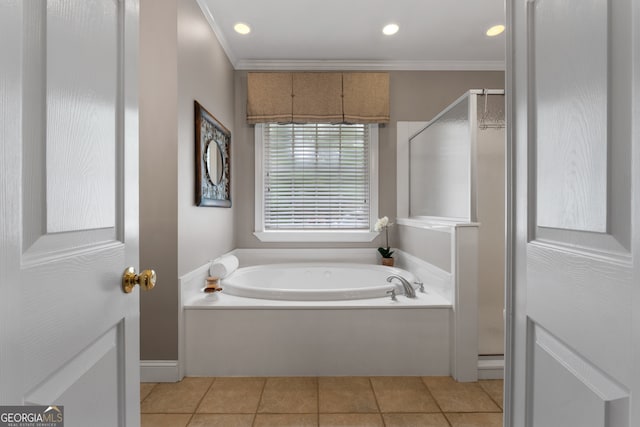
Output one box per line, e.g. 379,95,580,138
194,101,231,207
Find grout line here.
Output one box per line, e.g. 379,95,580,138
191,377,217,417
316,376,320,426
478,380,504,411
420,376,447,415
368,377,384,420
470,381,503,413
251,377,268,426
373,377,388,427
139,383,157,405
442,412,454,427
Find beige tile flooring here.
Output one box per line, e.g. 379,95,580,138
141,376,503,427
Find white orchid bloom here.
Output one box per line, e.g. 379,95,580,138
374,216,387,232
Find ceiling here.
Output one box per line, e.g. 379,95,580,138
196,0,506,71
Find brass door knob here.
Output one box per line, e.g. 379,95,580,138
122,267,156,294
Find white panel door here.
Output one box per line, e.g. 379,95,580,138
508,0,639,426
0,1,140,426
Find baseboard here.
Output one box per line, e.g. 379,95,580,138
478,356,504,379
142,358,503,381
140,360,182,383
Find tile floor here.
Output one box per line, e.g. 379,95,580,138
141,376,503,427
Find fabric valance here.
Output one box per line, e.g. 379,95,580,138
246,72,293,123
247,72,389,124
343,72,390,124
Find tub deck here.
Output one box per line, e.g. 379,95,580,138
184,288,451,310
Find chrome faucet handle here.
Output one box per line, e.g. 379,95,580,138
387,275,416,298
386,289,397,301
414,281,425,293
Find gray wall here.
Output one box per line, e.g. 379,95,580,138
139,0,235,360
177,0,235,276
140,0,179,361
234,71,505,251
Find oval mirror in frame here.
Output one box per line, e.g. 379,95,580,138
195,100,231,207
204,140,224,186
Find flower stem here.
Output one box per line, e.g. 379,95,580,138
385,226,389,249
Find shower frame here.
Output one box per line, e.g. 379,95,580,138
408,89,505,223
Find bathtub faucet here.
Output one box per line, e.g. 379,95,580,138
386,275,417,298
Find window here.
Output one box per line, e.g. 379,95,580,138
254,123,378,242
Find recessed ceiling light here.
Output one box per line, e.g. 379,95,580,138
234,22,251,35
486,24,505,37
382,23,399,36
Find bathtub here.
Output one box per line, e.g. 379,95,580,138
220,263,418,301
181,252,458,377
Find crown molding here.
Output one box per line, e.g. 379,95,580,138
195,0,238,66
234,59,506,71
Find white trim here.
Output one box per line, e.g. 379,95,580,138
396,217,480,230
396,121,428,218
253,230,378,243
478,356,505,380
177,277,186,383
235,59,506,71
504,0,515,423
254,124,264,234
468,93,479,223
369,124,379,227
140,360,181,383
450,226,479,382
195,0,237,66
254,124,379,243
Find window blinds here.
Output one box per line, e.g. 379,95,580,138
262,123,370,230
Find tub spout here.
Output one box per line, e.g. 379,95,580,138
386,275,416,298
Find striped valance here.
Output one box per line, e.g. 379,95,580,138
247,72,389,124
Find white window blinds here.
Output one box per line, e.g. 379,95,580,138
262,123,371,230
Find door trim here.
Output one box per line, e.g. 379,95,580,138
504,0,515,425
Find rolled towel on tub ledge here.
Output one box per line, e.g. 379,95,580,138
209,254,239,279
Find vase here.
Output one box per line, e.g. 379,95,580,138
381,257,394,267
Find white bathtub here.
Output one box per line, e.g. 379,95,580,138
220,263,418,301
180,249,477,378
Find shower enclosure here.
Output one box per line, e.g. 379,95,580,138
409,89,505,222
408,89,506,357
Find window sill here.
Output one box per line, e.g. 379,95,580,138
253,230,379,243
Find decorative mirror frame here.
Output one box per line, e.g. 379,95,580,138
194,101,231,207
